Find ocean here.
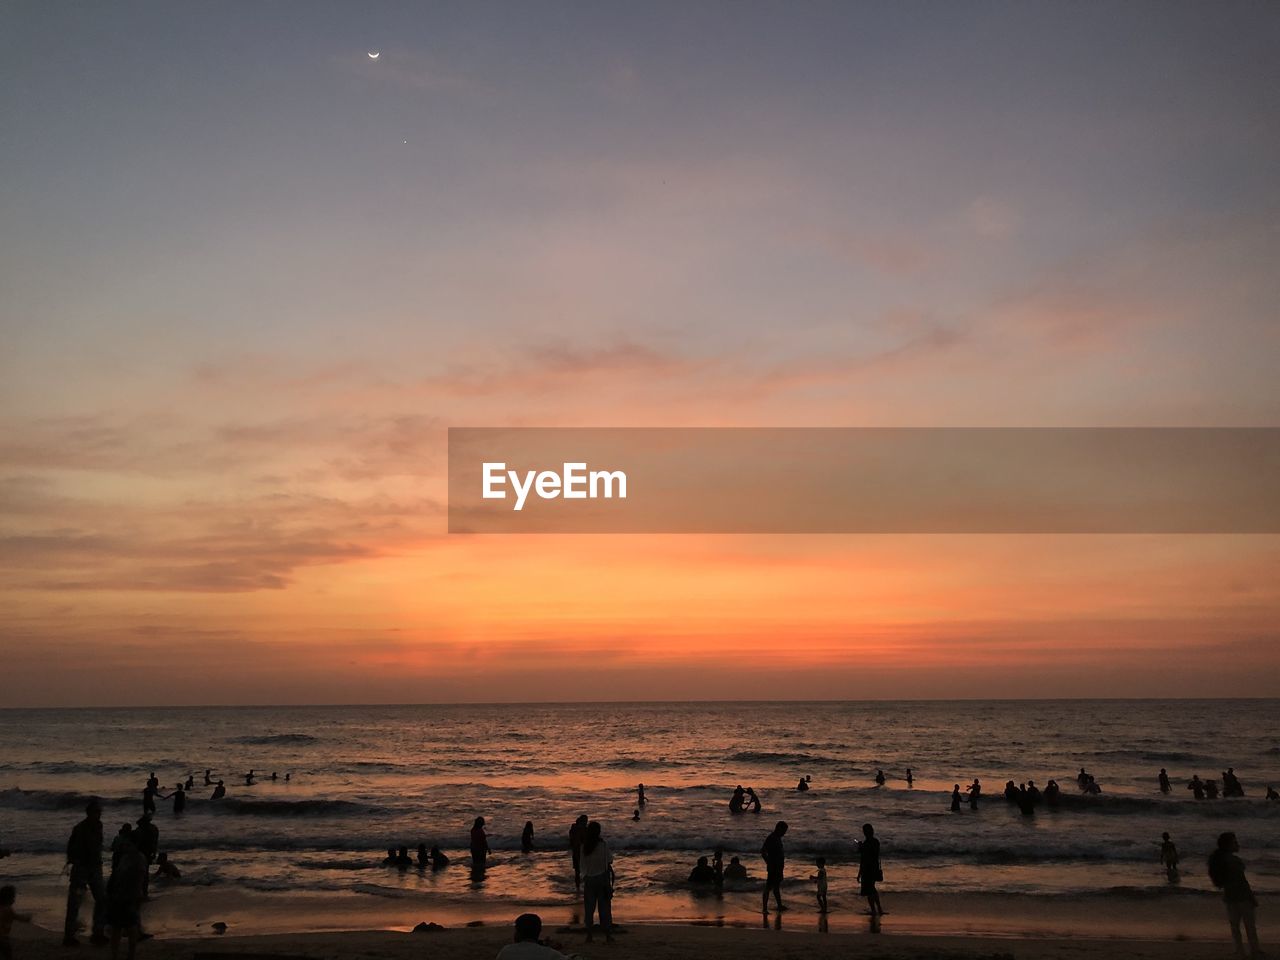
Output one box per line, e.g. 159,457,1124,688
1,701,1277,936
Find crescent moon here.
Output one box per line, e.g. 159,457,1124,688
368,51,381,60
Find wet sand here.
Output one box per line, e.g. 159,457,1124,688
8,887,1267,960
5,918,1258,960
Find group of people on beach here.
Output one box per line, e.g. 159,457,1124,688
10,758,1269,960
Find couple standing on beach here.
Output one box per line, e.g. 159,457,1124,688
568,815,614,943
761,821,884,917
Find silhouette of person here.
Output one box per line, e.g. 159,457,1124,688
105,829,146,960
905,768,914,787
746,787,761,812
580,822,614,943
203,770,212,786
429,845,449,869
729,786,746,814
1044,779,1061,807
395,846,412,868
1158,768,1172,794
1223,768,1245,798
1188,775,1206,800
1160,832,1179,882
1077,767,1089,788
111,825,134,871
1207,832,1262,958
1266,786,1279,802
270,772,278,782
171,784,186,816
568,815,588,889
874,770,886,786
153,852,180,881
632,808,640,821
416,843,430,868
522,821,535,853
688,856,715,884
760,821,788,914
1206,779,1220,800
712,847,724,888
637,783,646,808
210,781,226,801
858,823,884,917
141,779,164,817
382,847,398,866
132,814,159,898
497,913,569,960
796,776,811,792
183,775,194,790
63,799,107,947
2,884,34,951
812,857,828,913
950,785,962,812
966,778,981,809
1017,784,1034,816
724,856,748,882
470,817,490,870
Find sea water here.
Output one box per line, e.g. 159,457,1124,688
0,700,1276,934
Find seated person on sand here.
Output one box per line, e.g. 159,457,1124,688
723,856,748,882
154,852,181,881
688,856,716,884
496,913,574,960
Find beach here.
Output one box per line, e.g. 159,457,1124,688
2,701,1275,955
4,914,1267,960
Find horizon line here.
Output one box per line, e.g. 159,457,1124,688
2,695,1277,711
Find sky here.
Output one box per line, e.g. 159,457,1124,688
1,2,1278,706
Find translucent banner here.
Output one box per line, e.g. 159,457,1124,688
447,428,1280,533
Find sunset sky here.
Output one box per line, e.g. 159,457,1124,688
2,3,1278,705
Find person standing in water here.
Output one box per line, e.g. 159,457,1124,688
1159,768,1172,794
171,784,186,816
951,784,962,812
522,821,535,853
210,780,226,800
966,778,981,809
469,817,490,871
760,821,788,914
580,822,614,944
568,815,588,889
637,784,646,808
63,799,108,947
858,823,885,917
1160,832,1180,882
1208,832,1263,958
